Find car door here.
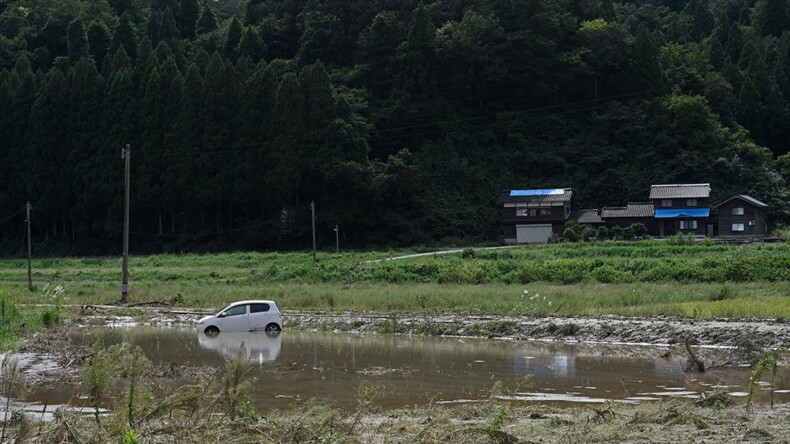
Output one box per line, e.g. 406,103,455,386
248,303,271,331
219,304,249,332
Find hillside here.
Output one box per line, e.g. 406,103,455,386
1,0,789,253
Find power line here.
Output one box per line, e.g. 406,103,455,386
0,206,26,225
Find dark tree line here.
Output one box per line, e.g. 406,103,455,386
1,0,789,254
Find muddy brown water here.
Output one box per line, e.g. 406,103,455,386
15,327,790,412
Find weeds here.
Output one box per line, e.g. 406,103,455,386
117,344,152,428
695,389,732,409
0,295,27,349
221,343,256,420
380,317,407,334
0,355,26,443
81,340,115,426
748,346,789,408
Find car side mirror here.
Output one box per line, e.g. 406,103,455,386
218,312,226,318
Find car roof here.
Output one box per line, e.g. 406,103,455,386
224,300,278,306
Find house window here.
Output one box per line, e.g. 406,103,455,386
732,223,745,232
686,199,697,206
661,199,672,207
517,208,551,217
732,207,744,215
680,220,698,230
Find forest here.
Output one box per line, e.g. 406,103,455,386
1,0,789,253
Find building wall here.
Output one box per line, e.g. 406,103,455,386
651,198,709,209
717,201,767,236
500,205,567,223
658,218,707,236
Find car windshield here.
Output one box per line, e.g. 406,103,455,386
216,304,236,316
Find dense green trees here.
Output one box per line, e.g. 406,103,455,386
0,0,789,253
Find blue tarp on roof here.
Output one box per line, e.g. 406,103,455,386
510,189,565,197
654,208,710,218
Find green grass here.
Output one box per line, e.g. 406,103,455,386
0,243,788,319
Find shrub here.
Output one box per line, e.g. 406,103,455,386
40,308,60,328
771,225,790,239
581,227,597,242
564,220,582,233
461,248,476,259
596,226,609,241
610,225,623,239
592,265,630,283
631,222,647,237
622,227,635,240
562,227,580,242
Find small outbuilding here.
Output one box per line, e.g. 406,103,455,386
600,202,656,235
570,208,604,227
498,188,573,244
713,195,769,237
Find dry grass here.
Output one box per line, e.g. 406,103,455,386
1,374,788,443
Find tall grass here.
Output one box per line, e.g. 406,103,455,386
0,243,788,318
1,243,788,286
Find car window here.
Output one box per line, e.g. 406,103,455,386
250,303,270,313
224,305,247,317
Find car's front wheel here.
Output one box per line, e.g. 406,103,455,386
204,326,220,336
264,323,281,334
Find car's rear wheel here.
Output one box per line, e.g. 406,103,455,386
264,323,281,334
204,326,220,336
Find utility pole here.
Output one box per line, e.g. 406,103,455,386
121,144,130,304
26,201,32,291
334,225,339,259
311,201,316,264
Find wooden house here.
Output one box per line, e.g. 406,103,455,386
713,195,769,237
649,184,710,236
498,189,573,243
600,202,656,235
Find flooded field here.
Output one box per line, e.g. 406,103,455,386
16,327,790,412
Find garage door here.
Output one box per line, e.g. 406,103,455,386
516,224,553,243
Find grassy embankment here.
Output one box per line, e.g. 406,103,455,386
0,241,788,319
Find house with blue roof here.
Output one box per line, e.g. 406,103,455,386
649,184,711,237
497,188,573,243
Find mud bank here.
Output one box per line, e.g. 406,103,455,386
69,305,790,347
285,312,790,348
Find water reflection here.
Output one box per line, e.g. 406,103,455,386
197,331,282,365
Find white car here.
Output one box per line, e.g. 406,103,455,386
197,300,282,335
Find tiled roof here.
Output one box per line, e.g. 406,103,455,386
713,195,768,209
570,209,603,224
600,202,655,219
649,183,710,199
498,188,573,204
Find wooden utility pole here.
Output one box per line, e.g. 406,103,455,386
334,225,339,259
311,201,316,264
26,201,32,291
121,144,130,304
